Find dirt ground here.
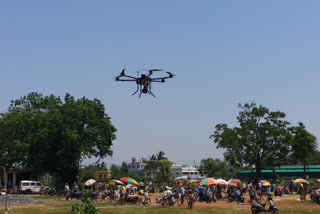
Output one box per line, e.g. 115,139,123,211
2,193,320,214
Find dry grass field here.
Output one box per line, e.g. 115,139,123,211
1,193,319,214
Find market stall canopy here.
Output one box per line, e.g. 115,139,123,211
84,179,96,186
108,180,125,186
120,177,138,186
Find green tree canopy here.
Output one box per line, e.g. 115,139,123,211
143,151,171,183
199,158,235,179
0,92,116,185
288,122,317,178
120,161,129,175
210,102,292,184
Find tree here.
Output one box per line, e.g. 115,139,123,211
0,112,28,188
144,151,170,183
120,161,129,175
110,164,122,179
0,92,117,185
289,122,317,178
131,157,136,164
79,165,97,183
199,158,235,178
94,161,108,171
309,150,320,165
210,102,292,184
156,159,172,183
156,151,167,160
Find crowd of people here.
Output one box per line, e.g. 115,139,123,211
34,177,320,207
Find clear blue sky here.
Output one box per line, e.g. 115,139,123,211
1,1,319,166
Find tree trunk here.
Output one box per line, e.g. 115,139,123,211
3,167,7,189
272,167,276,179
254,167,261,188
303,161,306,179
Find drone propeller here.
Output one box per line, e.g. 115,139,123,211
139,69,164,72
166,72,175,77
121,69,125,76
149,69,164,72
113,68,126,79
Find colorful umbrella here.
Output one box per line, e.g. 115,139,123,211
84,179,96,186
174,177,187,185
228,179,241,184
174,177,188,182
201,178,218,187
261,181,271,186
108,180,124,186
216,179,228,186
120,177,138,186
188,179,200,185
294,178,309,184
228,182,237,187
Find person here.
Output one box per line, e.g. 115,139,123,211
216,184,222,199
205,187,211,203
187,188,194,206
258,181,261,190
266,185,271,196
315,186,320,204
198,184,204,202
297,183,306,202
64,183,70,196
40,185,44,196
211,186,216,203
138,189,145,200
180,186,185,205
242,182,247,192
274,185,282,197
248,185,256,203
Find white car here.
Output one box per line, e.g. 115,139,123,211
19,180,41,194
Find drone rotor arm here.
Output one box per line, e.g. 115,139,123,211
122,75,137,79
150,80,165,83
150,76,173,81
115,79,137,82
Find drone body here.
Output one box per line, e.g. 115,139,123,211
115,69,175,98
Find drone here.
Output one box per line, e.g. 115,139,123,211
114,69,175,98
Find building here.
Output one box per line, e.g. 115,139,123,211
95,171,111,182
182,165,200,179
237,165,320,180
1,168,40,191
170,164,182,179
128,162,146,177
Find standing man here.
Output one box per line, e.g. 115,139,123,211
205,187,211,203
198,184,204,202
180,186,185,205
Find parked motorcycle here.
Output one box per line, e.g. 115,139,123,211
43,187,55,196
156,195,176,207
251,195,278,214
65,187,83,200
310,190,320,204
116,192,126,205
227,191,244,204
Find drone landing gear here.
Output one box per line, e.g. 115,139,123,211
132,84,139,96
148,89,155,97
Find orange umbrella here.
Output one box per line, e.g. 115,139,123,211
261,181,271,186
